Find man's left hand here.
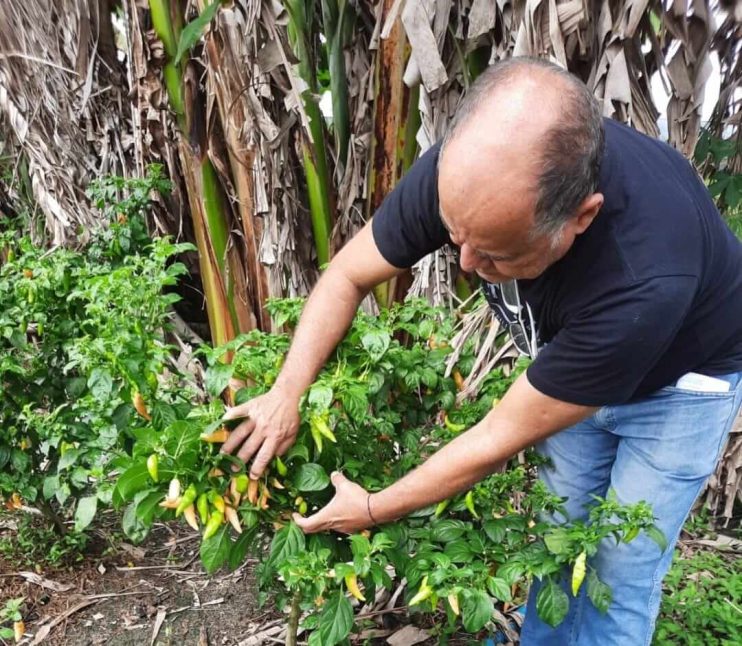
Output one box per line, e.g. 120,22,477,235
293,472,373,534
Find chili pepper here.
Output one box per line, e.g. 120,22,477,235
208,467,225,478
225,506,242,534
435,499,450,517
234,474,249,494
310,415,336,454
19,438,30,451
271,478,285,490
228,479,242,507
299,500,308,515
132,391,151,421
207,491,225,514
247,478,259,506
623,526,639,543
275,456,288,477
168,478,181,502
200,427,230,443
464,491,479,519
176,484,197,517
408,576,433,606
196,493,210,525
447,593,460,616
491,397,500,409
146,454,159,482
259,483,271,510
452,369,465,391
159,496,181,510
344,573,365,601
183,504,199,531
14,620,24,642
202,510,224,540
571,551,587,596
444,413,466,433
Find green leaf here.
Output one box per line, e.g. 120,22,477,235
74,495,97,532
200,525,231,574
430,519,467,543
536,580,569,628
43,475,60,500
496,560,524,586
482,519,505,543
113,461,150,505
122,502,149,543
88,367,113,402
308,383,333,410
294,463,330,492
174,0,221,64
229,527,257,571
268,522,305,567
204,362,234,399
544,528,570,555
361,330,390,360
645,525,668,553
586,569,612,614
315,590,353,645
57,449,80,471
462,589,494,632
486,576,512,601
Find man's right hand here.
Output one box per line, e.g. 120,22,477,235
220,387,301,479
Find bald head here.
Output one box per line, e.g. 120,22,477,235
439,58,604,240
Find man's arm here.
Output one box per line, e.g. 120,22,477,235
221,222,405,478
294,373,597,533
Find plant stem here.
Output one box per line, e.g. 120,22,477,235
285,592,301,646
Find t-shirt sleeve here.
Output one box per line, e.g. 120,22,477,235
526,275,698,406
371,142,450,269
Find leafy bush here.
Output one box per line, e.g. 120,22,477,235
114,297,664,641
654,549,742,646
0,166,193,537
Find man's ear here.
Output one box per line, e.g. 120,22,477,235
572,193,604,234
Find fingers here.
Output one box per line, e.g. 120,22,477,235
249,439,279,480
293,510,327,534
222,402,250,421
220,418,256,455
330,471,348,490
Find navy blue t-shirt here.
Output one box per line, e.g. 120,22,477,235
371,119,742,406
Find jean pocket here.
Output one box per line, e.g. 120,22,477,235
657,371,741,398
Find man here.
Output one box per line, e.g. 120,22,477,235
221,58,742,644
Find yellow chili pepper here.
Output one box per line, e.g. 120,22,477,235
435,499,450,517
225,506,242,534
247,478,259,506
409,576,433,606
344,573,365,601
133,391,151,421
447,593,460,616
444,413,466,433
571,551,587,596
234,474,249,494
200,428,230,443
208,491,225,514
176,484,198,517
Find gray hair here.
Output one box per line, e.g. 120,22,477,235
441,57,605,239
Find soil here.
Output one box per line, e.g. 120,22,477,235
0,518,277,646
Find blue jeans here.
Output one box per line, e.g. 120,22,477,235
521,371,742,646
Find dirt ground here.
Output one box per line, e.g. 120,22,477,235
0,520,278,646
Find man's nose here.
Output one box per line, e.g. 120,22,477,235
459,243,483,273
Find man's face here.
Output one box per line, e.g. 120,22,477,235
439,204,572,282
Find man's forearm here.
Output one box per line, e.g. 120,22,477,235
274,268,367,399
368,420,509,523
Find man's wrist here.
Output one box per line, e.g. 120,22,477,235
272,375,307,400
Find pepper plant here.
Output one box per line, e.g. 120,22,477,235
114,297,666,641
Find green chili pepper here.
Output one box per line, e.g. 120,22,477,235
176,484,197,517
202,510,224,540
464,491,479,519
275,456,288,477
234,474,249,494
196,493,210,525
435,499,450,517
146,454,159,482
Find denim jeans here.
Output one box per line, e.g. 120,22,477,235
520,371,742,646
